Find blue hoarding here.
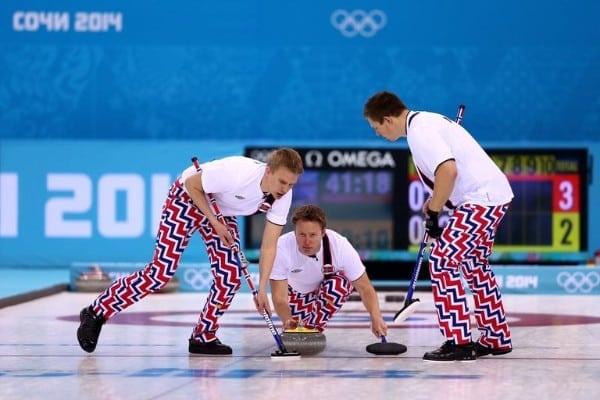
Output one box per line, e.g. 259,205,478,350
0,1,598,142
0,140,241,267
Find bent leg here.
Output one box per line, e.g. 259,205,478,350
288,273,353,332
92,182,200,320
191,216,242,342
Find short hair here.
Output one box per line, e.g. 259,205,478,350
291,204,327,229
267,147,304,175
363,91,407,124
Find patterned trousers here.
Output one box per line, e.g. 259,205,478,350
287,273,353,332
92,180,242,342
428,203,512,349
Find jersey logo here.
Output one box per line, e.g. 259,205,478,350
322,264,335,275
291,268,303,273
256,193,275,213
235,195,246,200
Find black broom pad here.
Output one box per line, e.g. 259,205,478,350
366,336,407,355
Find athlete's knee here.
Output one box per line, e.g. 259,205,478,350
322,273,353,294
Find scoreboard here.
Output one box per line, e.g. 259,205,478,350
244,147,589,263
407,149,588,259
489,149,587,254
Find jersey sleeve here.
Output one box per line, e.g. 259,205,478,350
334,233,366,281
408,116,455,177
200,158,242,194
180,165,198,184
270,236,292,280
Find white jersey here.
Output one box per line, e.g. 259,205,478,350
179,156,292,225
406,111,513,207
270,229,366,293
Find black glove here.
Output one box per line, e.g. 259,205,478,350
425,209,443,238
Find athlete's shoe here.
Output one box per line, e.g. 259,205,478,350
77,306,105,353
475,343,512,357
188,337,233,355
423,341,476,361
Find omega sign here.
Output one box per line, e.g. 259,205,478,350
246,148,397,169
305,150,396,168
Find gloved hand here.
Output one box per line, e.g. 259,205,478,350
284,318,299,331
425,209,443,238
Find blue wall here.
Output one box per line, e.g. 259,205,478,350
0,1,598,142
0,1,598,268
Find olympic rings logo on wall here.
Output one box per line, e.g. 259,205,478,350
330,9,387,38
556,271,600,294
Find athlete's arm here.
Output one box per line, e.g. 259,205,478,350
270,279,296,330
183,172,233,246
352,272,387,337
256,220,284,314
425,159,457,213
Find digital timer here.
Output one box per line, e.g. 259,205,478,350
244,148,407,257
323,171,392,197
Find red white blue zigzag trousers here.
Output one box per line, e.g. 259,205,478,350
91,181,242,342
428,203,512,349
287,273,353,332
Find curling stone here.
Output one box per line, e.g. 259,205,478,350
384,294,405,303
280,327,326,355
74,265,180,293
347,293,362,302
74,265,113,292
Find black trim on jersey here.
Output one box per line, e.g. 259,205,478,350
322,234,335,276
433,158,456,175
416,166,457,210
265,219,285,227
407,111,420,127
263,193,275,207
253,193,276,215
323,234,332,265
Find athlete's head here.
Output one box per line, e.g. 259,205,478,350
363,91,407,123
292,205,327,257
262,148,304,200
364,91,408,141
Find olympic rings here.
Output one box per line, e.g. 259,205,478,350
556,271,600,294
330,9,387,38
183,268,214,290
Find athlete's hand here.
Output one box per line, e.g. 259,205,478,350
283,318,298,331
254,288,272,316
425,209,443,238
212,220,235,247
371,316,388,338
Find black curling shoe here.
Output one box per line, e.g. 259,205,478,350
423,340,476,361
77,306,105,353
475,342,512,357
189,337,233,355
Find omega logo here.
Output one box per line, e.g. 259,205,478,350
305,150,324,167
324,150,396,168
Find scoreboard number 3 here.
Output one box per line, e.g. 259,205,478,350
553,176,580,250
557,180,575,211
